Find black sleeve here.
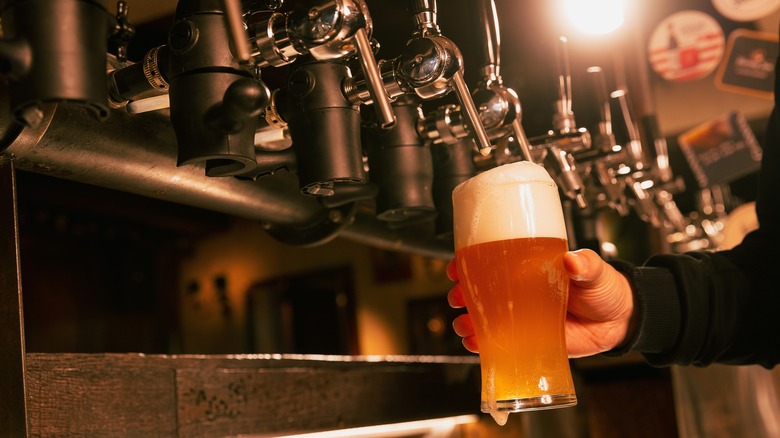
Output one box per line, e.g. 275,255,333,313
603,74,780,368
608,234,779,368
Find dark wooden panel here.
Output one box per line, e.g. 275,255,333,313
581,364,679,438
26,354,177,437
25,353,480,437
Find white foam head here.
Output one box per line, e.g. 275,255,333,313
452,161,567,249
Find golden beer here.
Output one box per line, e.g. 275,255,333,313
452,161,576,420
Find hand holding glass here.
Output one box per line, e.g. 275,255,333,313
452,161,577,423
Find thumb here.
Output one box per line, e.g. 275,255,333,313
563,248,634,322
563,249,607,286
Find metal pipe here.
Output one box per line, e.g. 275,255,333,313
2,102,454,258
6,104,324,227
340,218,453,259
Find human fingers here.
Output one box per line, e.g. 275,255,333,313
452,314,479,353
447,283,467,308
452,313,475,338
462,335,479,353
446,258,458,281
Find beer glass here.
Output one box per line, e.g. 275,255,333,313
452,161,576,423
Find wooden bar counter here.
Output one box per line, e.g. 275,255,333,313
25,353,481,437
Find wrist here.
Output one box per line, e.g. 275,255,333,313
603,260,681,357
612,271,638,351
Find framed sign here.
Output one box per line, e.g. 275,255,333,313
678,111,762,188
715,28,778,99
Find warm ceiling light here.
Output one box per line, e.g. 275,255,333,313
564,0,625,35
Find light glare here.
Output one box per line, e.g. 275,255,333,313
272,415,479,438
564,0,625,35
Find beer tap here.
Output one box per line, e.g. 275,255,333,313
415,0,534,162
166,0,271,178
530,37,590,155
347,0,493,155
545,147,587,209
529,36,589,209
571,66,629,215
363,95,436,222
107,45,171,112
587,67,616,152
553,37,576,135
285,60,369,197
249,0,396,128
609,87,681,229
399,0,493,156
611,89,646,168
432,137,477,239
109,1,268,117
626,177,663,228
0,0,113,127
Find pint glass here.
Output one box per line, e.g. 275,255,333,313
452,161,577,420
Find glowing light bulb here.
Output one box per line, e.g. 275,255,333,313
564,0,625,35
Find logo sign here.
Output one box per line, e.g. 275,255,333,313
648,11,726,82
715,29,778,99
712,0,780,22
678,111,762,188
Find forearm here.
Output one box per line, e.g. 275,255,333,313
606,243,779,368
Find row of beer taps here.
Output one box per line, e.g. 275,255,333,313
0,0,711,250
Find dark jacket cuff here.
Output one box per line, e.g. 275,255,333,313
601,260,682,358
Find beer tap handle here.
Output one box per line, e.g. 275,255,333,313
351,3,396,129
611,89,644,165
646,116,673,183
473,0,534,161
511,119,535,163
408,0,492,155
474,0,500,83
554,36,576,133
223,0,252,64
407,0,439,35
656,189,688,233
249,0,396,127
586,66,615,149
626,177,663,228
545,146,587,209
451,70,493,157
